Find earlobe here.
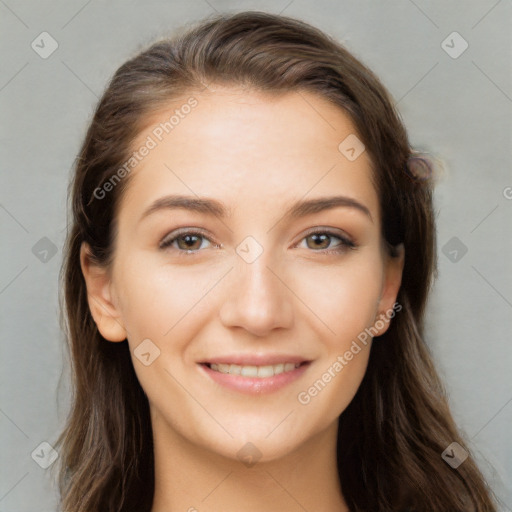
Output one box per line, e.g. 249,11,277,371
80,243,127,342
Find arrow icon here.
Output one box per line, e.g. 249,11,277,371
32,237,58,263
237,442,262,467
236,236,263,263
134,339,160,366
31,441,58,468
442,237,467,263
31,32,59,59
441,32,468,59
441,441,468,469
338,134,365,161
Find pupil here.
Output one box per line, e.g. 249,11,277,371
182,235,198,249
311,234,328,248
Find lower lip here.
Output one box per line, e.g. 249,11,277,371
199,363,310,394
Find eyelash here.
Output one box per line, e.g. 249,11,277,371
159,228,357,256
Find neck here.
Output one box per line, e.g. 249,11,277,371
150,416,349,512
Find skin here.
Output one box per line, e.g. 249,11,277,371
81,86,404,512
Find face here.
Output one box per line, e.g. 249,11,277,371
81,86,404,463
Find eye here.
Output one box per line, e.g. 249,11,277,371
296,229,356,254
159,227,356,256
159,229,217,254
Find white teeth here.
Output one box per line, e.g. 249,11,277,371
240,365,258,377
273,363,284,374
230,364,241,375
257,365,274,378
208,362,301,378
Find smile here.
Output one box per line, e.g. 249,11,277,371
208,362,301,378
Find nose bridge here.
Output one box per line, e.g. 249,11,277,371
218,236,294,336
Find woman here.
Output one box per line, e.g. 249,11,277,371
55,10,498,512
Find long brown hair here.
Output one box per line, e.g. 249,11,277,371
55,11,499,511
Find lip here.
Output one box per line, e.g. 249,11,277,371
197,358,311,395
200,353,308,366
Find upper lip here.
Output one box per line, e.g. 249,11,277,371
199,354,310,366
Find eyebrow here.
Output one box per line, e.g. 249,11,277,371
139,194,373,223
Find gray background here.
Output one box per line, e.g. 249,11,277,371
1,0,511,510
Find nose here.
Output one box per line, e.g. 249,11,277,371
218,249,294,337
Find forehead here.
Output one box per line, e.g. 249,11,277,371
118,86,379,226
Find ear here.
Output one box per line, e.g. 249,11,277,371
372,243,405,337
80,242,127,342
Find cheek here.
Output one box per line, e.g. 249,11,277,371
113,255,222,342
287,252,384,342
112,257,218,417
289,254,382,418
296,345,371,434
